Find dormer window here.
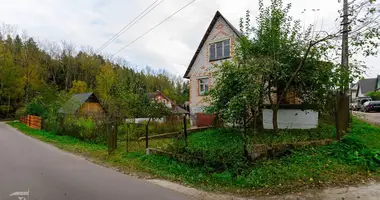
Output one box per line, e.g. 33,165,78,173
209,39,230,61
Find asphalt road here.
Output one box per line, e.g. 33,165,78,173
0,122,194,200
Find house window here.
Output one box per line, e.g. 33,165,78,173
162,99,166,104
198,78,209,96
209,39,230,61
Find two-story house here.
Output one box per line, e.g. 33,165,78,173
184,11,320,129
353,77,380,98
183,11,241,127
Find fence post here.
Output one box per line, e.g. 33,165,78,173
108,123,116,155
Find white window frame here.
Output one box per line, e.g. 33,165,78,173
198,78,209,96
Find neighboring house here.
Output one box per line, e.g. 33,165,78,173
147,90,189,115
183,11,318,129
58,92,106,119
376,75,380,91
183,11,241,127
349,83,358,102
131,90,189,124
355,78,378,97
147,90,173,108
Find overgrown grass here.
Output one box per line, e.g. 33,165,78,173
7,118,380,195
252,123,336,144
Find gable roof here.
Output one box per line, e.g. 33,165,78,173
358,78,377,95
147,90,173,103
58,92,97,114
183,11,242,78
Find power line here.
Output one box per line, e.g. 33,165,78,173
112,0,197,56
96,0,164,53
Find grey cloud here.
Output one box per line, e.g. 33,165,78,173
0,0,378,78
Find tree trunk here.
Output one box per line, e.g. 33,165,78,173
6,93,10,118
114,120,118,149
242,104,249,159
25,73,30,105
145,118,151,149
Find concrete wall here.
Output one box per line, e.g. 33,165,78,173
263,109,319,129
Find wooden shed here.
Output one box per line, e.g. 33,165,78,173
58,92,106,119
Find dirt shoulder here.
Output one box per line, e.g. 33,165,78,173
149,179,380,200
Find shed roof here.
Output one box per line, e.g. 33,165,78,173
172,105,189,115
183,11,242,78
58,92,96,114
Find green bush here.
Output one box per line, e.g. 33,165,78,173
26,100,46,117
57,115,79,137
118,123,145,141
326,136,380,171
367,91,380,100
15,107,26,119
175,129,248,175
56,116,108,144
76,117,96,140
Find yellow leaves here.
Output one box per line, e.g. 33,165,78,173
95,63,116,103
70,80,88,94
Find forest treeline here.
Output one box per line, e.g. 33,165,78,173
0,25,189,119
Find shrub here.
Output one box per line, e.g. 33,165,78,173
26,100,46,117
57,115,79,137
118,123,145,141
15,107,26,119
56,115,108,144
76,117,96,141
175,129,248,175
326,136,380,171
367,91,380,100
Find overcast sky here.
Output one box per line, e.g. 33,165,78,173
0,0,379,78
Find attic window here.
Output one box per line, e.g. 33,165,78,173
209,39,230,61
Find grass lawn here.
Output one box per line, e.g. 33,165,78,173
7,118,380,195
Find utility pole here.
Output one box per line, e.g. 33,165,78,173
336,0,350,140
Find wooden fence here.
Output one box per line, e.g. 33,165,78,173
20,115,42,130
